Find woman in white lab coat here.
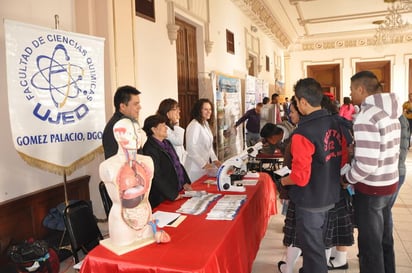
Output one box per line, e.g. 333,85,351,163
185,98,222,181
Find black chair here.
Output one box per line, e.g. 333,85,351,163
63,200,103,265
99,181,113,218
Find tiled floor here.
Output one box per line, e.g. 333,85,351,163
59,149,412,273
252,148,412,273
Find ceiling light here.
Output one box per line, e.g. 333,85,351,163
375,0,412,44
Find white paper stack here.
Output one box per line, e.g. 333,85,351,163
152,211,182,227
206,194,247,220
176,193,221,215
181,190,207,197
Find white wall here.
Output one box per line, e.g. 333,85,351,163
135,1,179,120
206,0,283,87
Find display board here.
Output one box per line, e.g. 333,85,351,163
211,72,243,160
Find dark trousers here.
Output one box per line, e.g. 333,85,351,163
295,206,329,273
354,192,395,273
408,118,412,138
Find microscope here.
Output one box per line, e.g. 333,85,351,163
216,142,262,192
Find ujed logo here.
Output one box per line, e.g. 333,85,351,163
18,34,98,125
32,44,84,108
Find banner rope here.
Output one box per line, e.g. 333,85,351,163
17,146,103,176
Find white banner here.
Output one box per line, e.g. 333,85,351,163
4,19,105,175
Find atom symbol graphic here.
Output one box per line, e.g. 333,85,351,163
31,44,85,108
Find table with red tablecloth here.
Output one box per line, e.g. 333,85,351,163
80,172,277,273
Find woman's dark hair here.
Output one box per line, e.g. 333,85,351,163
343,97,351,105
321,95,339,115
156,98,178,129
190,98,214,126
342,97,352,110
290,97,302,117
260,123,283,138
142,114,168,136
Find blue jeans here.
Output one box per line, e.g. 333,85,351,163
388,175,405,228
295,206,329,273
354,192,395,273
389,175,405,205
246,132,260,146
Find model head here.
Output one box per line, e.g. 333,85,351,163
113,118,140,151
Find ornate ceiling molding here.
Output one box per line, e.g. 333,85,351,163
231,0,291,48
300,33,412,51
233,0,412,51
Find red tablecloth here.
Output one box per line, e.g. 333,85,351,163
80,172,276,273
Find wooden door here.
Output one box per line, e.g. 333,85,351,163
307,64,341,102
176,18,199,129
356,61,391,92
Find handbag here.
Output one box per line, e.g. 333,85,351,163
7,239,57,273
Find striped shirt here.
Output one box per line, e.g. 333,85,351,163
346,93,402,195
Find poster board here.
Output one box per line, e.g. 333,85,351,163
245,75,269,109
211,72,243,160
245,75,256,111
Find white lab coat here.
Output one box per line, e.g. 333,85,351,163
184,119,218,181
167,125,187,165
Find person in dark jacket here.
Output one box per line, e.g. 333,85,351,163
142,115,192,208
280,78,343,273
102,85,146,159
234,103,262,146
